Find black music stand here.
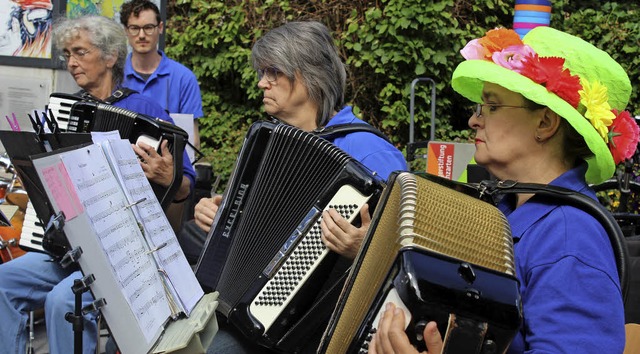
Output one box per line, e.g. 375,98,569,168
0,131,93,250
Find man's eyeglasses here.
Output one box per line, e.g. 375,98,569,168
474,103,529,118
257,67,282,83
59,48,92,62
126,24,159,36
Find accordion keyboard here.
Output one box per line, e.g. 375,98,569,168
19,201,45,253
47,94,80,132
249,185,369,332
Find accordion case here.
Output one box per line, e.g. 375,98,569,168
195,120,385,351
319,172,522,354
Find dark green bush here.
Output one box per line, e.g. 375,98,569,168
166,0,640,187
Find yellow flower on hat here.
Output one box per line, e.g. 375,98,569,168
578,78,615,142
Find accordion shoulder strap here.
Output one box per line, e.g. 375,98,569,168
74,87,137,105
478,180,630,305
313,123,391,144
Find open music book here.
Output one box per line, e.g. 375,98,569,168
30,138,217,354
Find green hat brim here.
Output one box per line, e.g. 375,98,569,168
452,59,614,184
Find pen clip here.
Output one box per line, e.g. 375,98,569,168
124,197,147,210
146,242,167,255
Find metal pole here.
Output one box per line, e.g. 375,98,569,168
409,78,436,144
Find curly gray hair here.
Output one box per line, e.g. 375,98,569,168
53,15,128,86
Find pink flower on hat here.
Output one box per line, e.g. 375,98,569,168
460,39,489,60
492,45,535,73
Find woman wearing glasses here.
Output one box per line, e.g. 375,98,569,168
0,15,196,354
194,21,407,261
192,21,406,353
370,27,638,354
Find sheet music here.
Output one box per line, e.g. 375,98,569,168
100,139,204,315
57,144,171,342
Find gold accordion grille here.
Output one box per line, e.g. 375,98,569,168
322,172,515,353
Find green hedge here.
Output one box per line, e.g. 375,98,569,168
165,0,640,188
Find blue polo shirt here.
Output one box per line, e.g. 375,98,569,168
326,106,407,180
499,164,624,353
123,51,203,119
115,93,196,191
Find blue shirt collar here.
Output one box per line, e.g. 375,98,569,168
325,106,354,127
124,51,170,79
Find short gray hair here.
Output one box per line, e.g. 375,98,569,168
53,16,128,86
251,21,346,127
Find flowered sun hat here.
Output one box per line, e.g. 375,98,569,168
452,26,639,185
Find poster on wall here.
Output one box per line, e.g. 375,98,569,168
66,0,163,21
0,0,164,68
66,0,129,20
66,0,164,50
0,0,63,68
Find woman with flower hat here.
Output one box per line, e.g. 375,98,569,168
370,26,639,354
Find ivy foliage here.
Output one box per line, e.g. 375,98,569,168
165,0,640,186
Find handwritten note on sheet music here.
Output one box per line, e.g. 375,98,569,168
59,144,171,342
101,139,204,315
39,162,84,220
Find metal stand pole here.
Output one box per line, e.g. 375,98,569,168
65,279,86,354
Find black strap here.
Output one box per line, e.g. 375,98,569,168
74,87,137,105
477,180,630,305
312,123,392,144
103,88,136,104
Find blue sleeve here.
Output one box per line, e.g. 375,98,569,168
332,131,407,181
359,150,407,181
178,71,204,119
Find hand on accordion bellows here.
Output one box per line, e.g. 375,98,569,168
321,203,370,259
132,140,174,187
194,194,222,232
369,303,443,354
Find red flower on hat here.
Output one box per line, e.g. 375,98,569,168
608,109,640,164
520,55,582,108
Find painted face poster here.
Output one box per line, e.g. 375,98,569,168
0,0,53,58
65,0,160,23
66,0,126,21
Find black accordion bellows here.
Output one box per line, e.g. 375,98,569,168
319,171,522,354
65,100,188,209
195,121,385,351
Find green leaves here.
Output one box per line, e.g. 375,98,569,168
166,0,640,182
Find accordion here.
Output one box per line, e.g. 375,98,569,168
195,120,386,351
47,93,188,209
319,172,522,354
48,92,187,153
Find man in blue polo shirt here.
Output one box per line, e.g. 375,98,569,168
120,0,204,148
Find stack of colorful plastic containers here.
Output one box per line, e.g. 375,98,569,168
513,0,552,38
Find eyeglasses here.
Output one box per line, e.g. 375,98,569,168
474,103,529,118
59,48,92,62
257,67,282,83
126,24,158,36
